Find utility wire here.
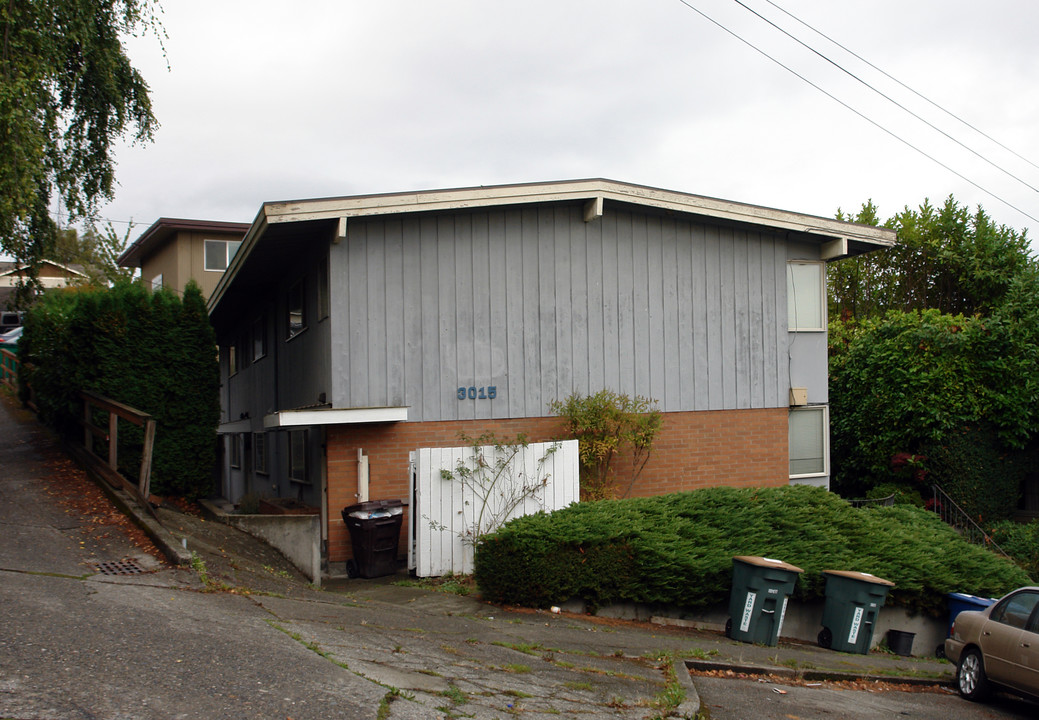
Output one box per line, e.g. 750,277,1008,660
762,0,1039,175
733,0,1039,194
672,0,1039,224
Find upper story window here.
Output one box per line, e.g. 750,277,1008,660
787,261,825,331
151,273,163,291
287,280,306,339
205,239,242,272
252,314,267,361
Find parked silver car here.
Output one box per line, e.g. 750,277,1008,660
945,586,1039,702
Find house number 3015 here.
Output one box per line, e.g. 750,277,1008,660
457,386,497,400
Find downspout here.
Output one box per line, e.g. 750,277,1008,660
357,448,369,502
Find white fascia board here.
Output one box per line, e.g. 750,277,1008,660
261,179,896,248
207,210,270,314
263,406,409,429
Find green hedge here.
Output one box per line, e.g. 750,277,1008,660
473,486,1030,617
20,280,219,498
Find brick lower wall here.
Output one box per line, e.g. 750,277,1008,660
326,407,789,567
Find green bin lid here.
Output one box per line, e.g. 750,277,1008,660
823,570,894,587
733,556,803,573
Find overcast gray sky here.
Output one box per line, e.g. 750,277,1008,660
97,0,1039,245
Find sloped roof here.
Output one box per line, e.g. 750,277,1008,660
117,218,251,268
209,178,897,316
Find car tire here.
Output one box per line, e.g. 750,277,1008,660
957,648,991,701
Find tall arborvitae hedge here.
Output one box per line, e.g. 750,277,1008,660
20,280,220,498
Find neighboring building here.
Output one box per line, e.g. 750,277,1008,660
0,260,88,309
207,179,896,577
117,218,251,298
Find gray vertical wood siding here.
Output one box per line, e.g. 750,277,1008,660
330,203,791,421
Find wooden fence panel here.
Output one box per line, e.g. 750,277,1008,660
411,440,578,577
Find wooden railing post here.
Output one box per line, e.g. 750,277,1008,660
108,412,119,470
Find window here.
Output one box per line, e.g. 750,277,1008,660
789,406,828,477
229,434,242,469
236,333,250,367
991,591,1039,630
204,239,242,272
228,343,238,376
787,261,825,331
151,273,163,291
252,314,267,361
318,258,329,321
253,432,268,475
289,429,308,483
287,280,306,339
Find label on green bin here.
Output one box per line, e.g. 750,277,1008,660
740,592,756,633
848,606,864,645
778,597,789,635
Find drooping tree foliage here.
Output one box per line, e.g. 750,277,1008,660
828,196,1039,523
20,281,219,498
0,1,160,301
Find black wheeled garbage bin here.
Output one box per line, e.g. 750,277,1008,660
727,556,804,647
341,500,404,578
817,570,894,654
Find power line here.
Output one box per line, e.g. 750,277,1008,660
731,0,1039,195
761,0,1039,176
672,0,1038,224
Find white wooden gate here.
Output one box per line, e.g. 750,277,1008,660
408,440,579,577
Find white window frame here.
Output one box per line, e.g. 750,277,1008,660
204,239,242,272
789,405,829,479
787,261,826,332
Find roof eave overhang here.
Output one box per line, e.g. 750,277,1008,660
208,179,896,318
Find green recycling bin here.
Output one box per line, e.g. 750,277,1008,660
727,556,804,646
817,570,894,654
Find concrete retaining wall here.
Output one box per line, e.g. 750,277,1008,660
200,500,322,585
567,598,946,658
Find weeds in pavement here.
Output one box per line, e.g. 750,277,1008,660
441,685,468,704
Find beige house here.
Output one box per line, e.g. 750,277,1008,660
0,260,88,309
118,218,251,299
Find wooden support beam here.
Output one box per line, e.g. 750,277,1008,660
583,196,604,222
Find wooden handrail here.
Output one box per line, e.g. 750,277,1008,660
0,347,17,391
81,391,157,515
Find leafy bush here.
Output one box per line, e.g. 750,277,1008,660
474,486,1030,617
829,310,1038,503
20,280,219,498
988,520,1039,579
549,389,662,500
919,425,1025,524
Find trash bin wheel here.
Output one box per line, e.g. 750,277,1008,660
725,617,733,639
935,643,945,659
818,627,832,649
346,559,359,579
